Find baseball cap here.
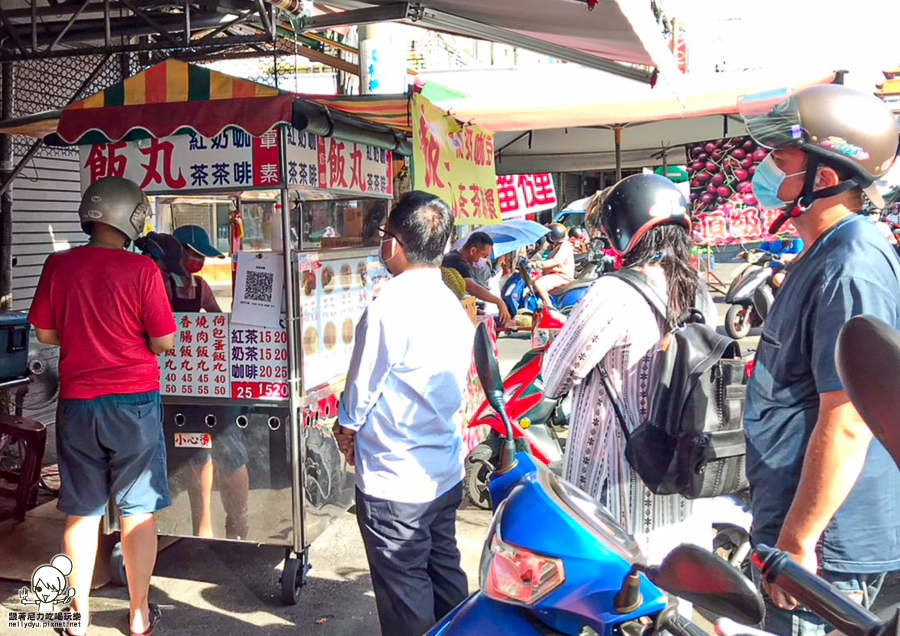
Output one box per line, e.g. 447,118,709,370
135,232,188,276
173,225,225,258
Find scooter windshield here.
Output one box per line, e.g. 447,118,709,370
542,469,645,564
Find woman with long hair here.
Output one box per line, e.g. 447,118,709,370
542,174,715,565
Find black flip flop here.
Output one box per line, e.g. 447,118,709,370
130,603,161,636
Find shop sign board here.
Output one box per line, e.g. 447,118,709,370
284,128,393,199
79,128,282,194
230,323,289,400
496,173,557,219
411,93,501,225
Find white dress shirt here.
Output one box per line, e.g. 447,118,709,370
337,267,475,503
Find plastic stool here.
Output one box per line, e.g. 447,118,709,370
0,414,47,521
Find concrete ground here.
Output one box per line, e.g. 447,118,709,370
0,254,896,635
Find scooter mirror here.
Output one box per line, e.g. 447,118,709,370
474,322,504,412
646,544,764,625
836,315,900,470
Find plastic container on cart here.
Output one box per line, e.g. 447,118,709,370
0,312,31,381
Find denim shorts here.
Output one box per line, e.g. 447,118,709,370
56,391,172,517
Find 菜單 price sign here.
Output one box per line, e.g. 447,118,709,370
160,313,230,398
411,93,500,226
496,173,558,219
229,323,289,401
79,128,282,194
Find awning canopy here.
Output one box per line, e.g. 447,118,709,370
320,0,682,84
0,59,411,153
418,65,835,173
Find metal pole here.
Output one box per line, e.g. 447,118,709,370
279,128,304,555
0,62,12,309
614,124,623,182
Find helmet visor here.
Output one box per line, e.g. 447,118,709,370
738,88,805,150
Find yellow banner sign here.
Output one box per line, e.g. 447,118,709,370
411,93,501,225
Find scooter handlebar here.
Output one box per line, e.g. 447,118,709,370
752,545,884,636
664,610,712,636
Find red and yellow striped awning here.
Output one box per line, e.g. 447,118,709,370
57,58,294,144
310,95,411,134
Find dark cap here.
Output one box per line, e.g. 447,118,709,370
135,232,188,276
173,224,225,258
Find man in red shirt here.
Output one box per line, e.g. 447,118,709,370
28,177,175,636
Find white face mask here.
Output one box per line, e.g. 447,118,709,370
474,257,489,269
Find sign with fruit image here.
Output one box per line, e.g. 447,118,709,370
686,137,798,244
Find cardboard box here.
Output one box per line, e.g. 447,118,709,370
344,207,363,238
461,296,476,325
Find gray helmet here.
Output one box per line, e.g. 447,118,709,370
78,177,150,240
739,84,900,209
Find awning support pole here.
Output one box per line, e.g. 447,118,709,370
1,62,13,309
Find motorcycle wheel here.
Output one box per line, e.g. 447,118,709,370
713,525,752,576
464,437,502,510
725,304,752,340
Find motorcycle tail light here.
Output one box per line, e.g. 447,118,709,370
480,529,564,605
745,359,756,378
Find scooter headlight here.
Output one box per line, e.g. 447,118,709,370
479,524,565,606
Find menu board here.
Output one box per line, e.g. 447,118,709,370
230,323,289,400
161,314,230,397
299,255,372,391
160,313,288,401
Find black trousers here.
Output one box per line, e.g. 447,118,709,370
356,482,469,636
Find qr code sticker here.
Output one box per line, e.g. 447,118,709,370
245,270,274,302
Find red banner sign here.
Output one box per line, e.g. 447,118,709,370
496,173,558,219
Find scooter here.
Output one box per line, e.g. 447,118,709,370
464,276,570,509
723,250,785,339
426,323,766,636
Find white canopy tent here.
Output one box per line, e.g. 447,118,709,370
419,65,834,173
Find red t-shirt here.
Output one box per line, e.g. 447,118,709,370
28,246,176,399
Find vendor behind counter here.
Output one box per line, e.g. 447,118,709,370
136,227,222,313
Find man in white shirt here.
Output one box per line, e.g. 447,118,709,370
333,191,475,636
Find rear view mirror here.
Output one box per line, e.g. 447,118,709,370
647,544,764,625
837,315,900,469
474,322,504,414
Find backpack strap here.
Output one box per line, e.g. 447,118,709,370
596,364,632,442
609,269,669,320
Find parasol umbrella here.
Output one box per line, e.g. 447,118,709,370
453,219,549,259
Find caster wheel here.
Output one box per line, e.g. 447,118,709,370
280,554,307,605
109,542,127,587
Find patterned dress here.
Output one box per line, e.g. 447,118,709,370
542,266,715,564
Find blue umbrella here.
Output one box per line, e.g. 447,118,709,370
453,219,549,258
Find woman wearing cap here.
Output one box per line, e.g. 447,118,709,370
170,225,223,313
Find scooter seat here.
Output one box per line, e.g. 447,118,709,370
551,280,594,296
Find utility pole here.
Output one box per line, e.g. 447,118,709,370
358,23,407,95
0,63,13,310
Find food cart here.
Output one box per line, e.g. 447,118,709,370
24,59,412,603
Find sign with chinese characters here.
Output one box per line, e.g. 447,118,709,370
496,174,557,219
411,93,500,226
79,128,282,194
230,323,289,400
160,314,230,398
284,128,393,199
174,432,213,449
298,255,374,392
159,313,288,401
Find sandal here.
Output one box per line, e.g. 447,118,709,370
130,603,161,636
55,612,90,636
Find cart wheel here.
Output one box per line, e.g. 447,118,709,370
109,542,127,587
280,553,308,605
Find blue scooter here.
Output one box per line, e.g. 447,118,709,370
502,251,613,317
426,323,765,636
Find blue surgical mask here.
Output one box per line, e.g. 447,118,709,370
752,154,805,210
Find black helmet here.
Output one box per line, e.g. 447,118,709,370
567,227,586,239
600,174,691,255
547,222,567,243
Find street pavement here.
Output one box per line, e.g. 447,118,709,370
0,256,896,635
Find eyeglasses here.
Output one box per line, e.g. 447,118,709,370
377,226,403,246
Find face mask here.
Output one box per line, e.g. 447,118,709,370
378,238,398,275
184,252,205,274
752,154,805,210
474,257,489,269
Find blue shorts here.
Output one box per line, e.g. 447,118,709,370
56,391,171,517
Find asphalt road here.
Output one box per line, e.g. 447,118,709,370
0,257,896,635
